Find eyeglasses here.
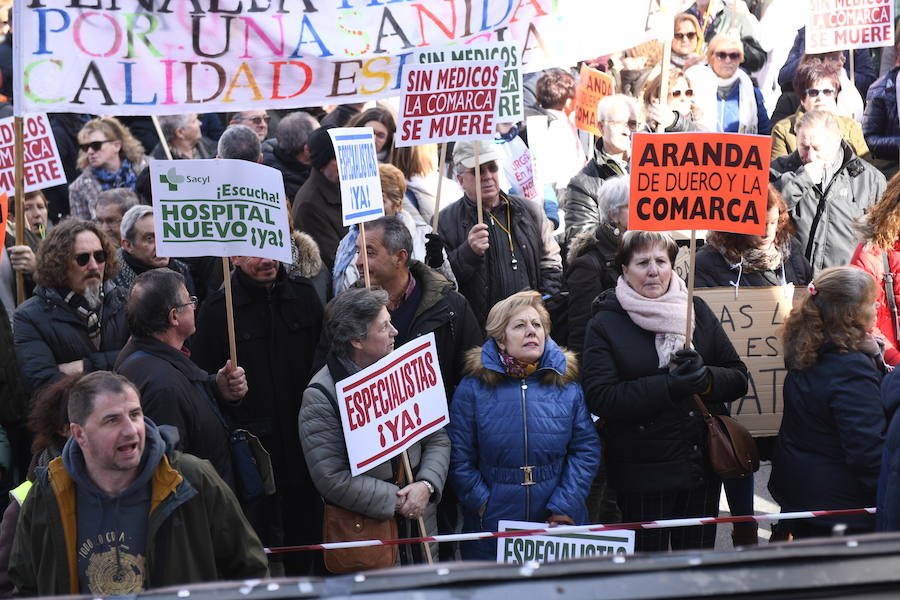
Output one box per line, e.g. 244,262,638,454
236,115,270,126
804,88,837,98
74,250,107,266
671,89,694,98
673,32,697,41
172,296,199,312
463,161,500,175
79,140,113,152
608,120,639,131
714,51,742,61
94,217,122,226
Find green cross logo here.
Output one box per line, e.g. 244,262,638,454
159,167,185,191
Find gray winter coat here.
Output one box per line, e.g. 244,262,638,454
771,141,886,273
563,146,627,244
299,362,450,526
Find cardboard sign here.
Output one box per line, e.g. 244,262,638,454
335,333,448,476
150,159,291,263
629,132,772,236
807,0,894,53
695,286,807,436
328,128,385,226
414,42,523,123
497,521,635,564
0,114,66,196
396,61,503,147
574,65,615,136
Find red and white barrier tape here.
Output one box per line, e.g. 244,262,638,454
264,507,877,554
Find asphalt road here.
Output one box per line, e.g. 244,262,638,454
715,461,775,549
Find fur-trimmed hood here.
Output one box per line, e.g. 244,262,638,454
566,223,620,267
463,337,579,387
291,230,323,278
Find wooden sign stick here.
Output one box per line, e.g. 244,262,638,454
151,115,173,160
430,143,448,232
684,230,698,347
401,450,434,564
222,258,238,367
474,145,483,226
14,117,25,304
359,222,371,289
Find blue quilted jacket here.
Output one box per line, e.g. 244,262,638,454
448,338,600,560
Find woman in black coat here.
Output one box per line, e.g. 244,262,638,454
769,267,886,538
582,231,748,552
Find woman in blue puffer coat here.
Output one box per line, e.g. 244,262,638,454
448,290,600,560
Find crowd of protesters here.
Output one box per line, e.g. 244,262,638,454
4,0,900,595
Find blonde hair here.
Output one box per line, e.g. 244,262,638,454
378,163,407,215
781,267,877,370
706,33,744,63
674,13,703,55
485,290,551,344
391,143,436,178
76,116,145,170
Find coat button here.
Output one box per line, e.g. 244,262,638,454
688,411,695,417
693,444,699,451
353,521,363,532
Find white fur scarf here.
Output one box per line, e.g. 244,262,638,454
616,274,695,367
718,69,758,134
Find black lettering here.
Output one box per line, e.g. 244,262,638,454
639,143,659,167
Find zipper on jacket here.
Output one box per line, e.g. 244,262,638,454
804,160,852,262
520,379,532,520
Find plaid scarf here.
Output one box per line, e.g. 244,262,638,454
63,289,103,349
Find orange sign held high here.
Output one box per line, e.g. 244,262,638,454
573,64,614,136
629,132,772,236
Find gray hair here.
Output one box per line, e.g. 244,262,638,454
326,287,389,359
93,187,138,214
276,112,319,156
157,114,195,144
121,204,153,245
367,216,412,264
796,109,841,138
217,125,261,162
597,94,638,123
599,176,630,224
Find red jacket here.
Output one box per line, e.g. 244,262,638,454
851,240,900,365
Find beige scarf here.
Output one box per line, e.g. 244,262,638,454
616,274,694,367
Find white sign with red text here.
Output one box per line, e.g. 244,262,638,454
0,114,66,196
336,333,448,476
807,0,894,52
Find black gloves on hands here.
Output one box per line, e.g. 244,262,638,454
667,348,710,398
425,233,445,269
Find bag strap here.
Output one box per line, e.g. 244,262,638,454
883,252,900,341
692,394,713,420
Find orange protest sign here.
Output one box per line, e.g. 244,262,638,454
574,64,614,136
629,132,772,236
0,193,7,264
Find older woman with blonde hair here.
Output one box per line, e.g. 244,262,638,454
68,117,147,219
769,267,885,539
448,290,600,560
706,33,770,134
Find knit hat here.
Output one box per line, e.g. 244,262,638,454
307,125,336,170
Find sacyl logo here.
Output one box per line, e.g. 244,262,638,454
159,167,185,191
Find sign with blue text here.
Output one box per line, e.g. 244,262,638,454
329,127,385,227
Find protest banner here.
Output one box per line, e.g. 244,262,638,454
574,64,615,136
329,128,385,226
414,42,523,123
497,520,635,565
0,114,66,196
396,61,503,147
629,132,772,236
806,0,894,53
13,1,673,115
334,333,448,477
150,159,291,263
695,286,807,436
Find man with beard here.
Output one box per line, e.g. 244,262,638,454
14,219,130,394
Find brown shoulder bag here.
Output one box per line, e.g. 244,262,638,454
693,394,760,479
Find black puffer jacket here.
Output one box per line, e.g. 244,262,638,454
439,193,562,325
262,138,312,204
694,238,813,288
13,283,130,394
863,66,900,162
581,291,748,492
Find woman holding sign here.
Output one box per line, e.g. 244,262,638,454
581,231,748,552
447,290,600,560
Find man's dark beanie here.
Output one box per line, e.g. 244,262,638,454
308,125,336,170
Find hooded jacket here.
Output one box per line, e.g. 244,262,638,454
770,346,884,532
448,338,600,560
9,420,267,596
878,368,900,531
14,283,130,394
771,140,886,273
581,291,748,493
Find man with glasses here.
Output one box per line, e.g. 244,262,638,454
113,205,195,296
229,110,270,142
565,94,639,244
14,219,130,394
439,140,562,326
115,268,247,490
92,188,138,248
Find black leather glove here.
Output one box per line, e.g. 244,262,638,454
667,349,710,398
424,233,445,269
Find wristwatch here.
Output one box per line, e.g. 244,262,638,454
418,480,435,495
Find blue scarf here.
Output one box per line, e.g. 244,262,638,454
93,157,138,191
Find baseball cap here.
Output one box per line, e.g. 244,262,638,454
452,139,503,170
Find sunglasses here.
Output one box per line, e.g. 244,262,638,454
79,140,113,152
671,88,694,98
715,51,742,61
673,32,697,41
74,250,107,266
804,88,837,98
608,120,640,131
464,161,500,175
